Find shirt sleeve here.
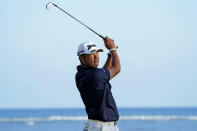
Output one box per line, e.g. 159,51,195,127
92,68,110,83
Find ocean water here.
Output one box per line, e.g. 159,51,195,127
0,108,197,131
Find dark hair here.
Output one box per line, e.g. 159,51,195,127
79,54,86,65
80,54,85,57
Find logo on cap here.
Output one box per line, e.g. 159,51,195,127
87,44,96,50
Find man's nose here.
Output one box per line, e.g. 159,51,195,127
94,53,99,59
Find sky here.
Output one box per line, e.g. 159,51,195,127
0,0,197,109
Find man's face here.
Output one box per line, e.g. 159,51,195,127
80,52,99,68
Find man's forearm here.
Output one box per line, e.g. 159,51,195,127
103,36,121,79
111,50,121,73
107,50,121,80
103,54,112,68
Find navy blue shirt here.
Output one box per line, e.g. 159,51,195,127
75,65,119,121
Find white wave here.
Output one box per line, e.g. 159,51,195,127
119,115,197,120
0,115,197,123
0,116,87,122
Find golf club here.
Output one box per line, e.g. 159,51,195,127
46,2,105,40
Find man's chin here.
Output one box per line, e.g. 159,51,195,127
87,64,98,68
92,65,98,68
93,63,99,68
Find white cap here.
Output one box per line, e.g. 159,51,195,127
77,41,103,56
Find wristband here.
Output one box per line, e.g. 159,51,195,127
109,48,117,52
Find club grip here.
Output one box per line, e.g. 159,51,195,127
99,35,105,41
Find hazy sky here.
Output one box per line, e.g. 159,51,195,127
1,0,197,108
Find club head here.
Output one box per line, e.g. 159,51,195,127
46,2,53,10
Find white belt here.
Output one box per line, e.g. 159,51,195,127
88,119,118,126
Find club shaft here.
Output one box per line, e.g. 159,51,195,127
52,4,105,40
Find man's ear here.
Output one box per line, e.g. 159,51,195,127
79,55,86,64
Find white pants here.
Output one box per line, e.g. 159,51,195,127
83,119,119,131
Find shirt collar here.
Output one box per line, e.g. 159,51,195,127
77,65,97,71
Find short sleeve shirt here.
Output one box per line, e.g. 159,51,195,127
75,65,119,121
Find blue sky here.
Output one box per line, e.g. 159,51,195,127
1,0,197,108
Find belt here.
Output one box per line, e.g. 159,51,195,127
88,119,118,126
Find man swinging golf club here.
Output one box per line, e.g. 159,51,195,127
46,2,120,130
75,36,121,131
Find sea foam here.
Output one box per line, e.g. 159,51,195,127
0,115,197,123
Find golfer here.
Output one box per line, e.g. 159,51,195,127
75,36,121,131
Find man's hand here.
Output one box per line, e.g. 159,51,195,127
104,36,116,50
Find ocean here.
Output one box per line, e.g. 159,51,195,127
0,108,197,131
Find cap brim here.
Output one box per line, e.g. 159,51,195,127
96,49,103,52
90,49,103,54
78,49,103,56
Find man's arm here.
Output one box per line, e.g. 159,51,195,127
102,54,112,68
104,36,121,80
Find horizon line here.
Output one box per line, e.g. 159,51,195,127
0,106,197,110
